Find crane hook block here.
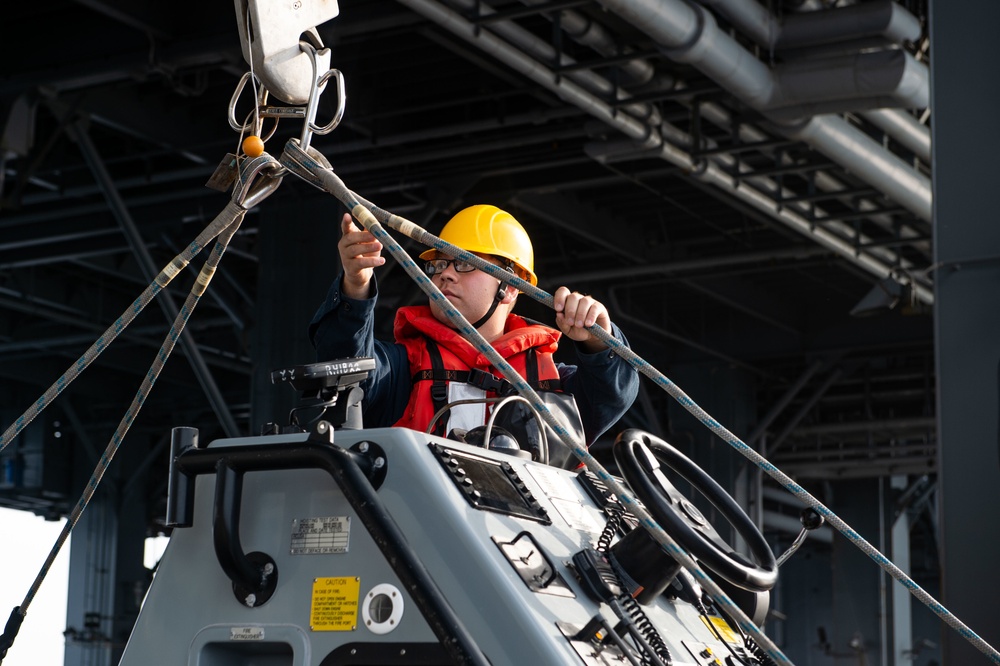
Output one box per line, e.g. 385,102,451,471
234,0,339,105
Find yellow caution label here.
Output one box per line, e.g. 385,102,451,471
310,577,360,631
700,615,740,644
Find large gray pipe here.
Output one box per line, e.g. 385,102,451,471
593,0,932,221
697,0,931,163
861,108,931,163
504,0,928,251
700,0,921,52
395,0,934,304
777,0,922,51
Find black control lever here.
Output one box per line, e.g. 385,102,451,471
775,507,825,567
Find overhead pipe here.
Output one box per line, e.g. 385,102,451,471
688,100,930,260
860,108,931,163
696,0,777,50
593,0,932,221
624,1,925,112
765,49,928,119
775,0,922,51
697,0,931,163
699,0,921,52
508,0,929,256
613,118,926,270
398,0,661,145
775,114,931,219
583,122,926,273
397,0,934,305
580,132,923,279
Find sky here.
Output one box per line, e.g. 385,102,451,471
0,508,168,666
0,508,70,666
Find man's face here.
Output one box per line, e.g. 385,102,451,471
424,253,507,327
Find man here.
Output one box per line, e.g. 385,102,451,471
309,204,638,468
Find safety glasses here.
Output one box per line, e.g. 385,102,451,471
423,258,477,276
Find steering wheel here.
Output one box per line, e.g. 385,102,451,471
612,429,777,592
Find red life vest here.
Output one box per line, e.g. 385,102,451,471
392,305,563,433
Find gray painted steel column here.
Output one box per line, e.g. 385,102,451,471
890,478,912,666
930,1,1000,662
63,443,148,666
830,480,883,664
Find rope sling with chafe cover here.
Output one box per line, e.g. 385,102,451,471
1,1,998,664
0,153,283,662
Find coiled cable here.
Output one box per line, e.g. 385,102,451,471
617,594,673,666
596,504,626,554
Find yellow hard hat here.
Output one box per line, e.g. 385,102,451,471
419,204,537,286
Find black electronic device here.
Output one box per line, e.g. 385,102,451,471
270,357,376,393
270,357,375,431
571,548,622,603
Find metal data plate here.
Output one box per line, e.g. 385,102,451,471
290,516,351,554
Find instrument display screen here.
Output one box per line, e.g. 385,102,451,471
430,443,551,524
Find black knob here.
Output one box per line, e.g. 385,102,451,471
800,507,825,530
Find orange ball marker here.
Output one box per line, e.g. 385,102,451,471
242,135,265,158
